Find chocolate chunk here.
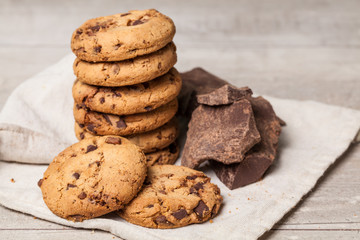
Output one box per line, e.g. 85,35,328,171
79,132,84,140
105,137,122,145
189,187,198,195
211,96,282,189
144,106,152,111
186,175,198,180
181,99,261,168
37,179,43,187
78,192,87,200
193,200,209,218
67,183,77,190
94,46,102,53
86,145,97,153
155,215,167,224
116,118,127,129
172,209,187,220
193,182,204,191
99,97,105,104
78,123,85,128
197,85,253,106
90,25,100,33
72,172,80,179
102,114,113,125
178,68,228,116
86,124,97,134
132,19,144,26
120,13,130,17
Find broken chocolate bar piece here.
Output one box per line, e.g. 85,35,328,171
211,96,282,189
178,68,229,116
181,98,261,169
197,85,253,106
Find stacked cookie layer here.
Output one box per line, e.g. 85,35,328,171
71,9,181,166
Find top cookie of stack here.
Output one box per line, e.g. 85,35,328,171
70,9,181,166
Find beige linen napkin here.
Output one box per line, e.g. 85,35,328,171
0,55,359,239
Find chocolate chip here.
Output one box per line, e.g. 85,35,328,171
82,96,88,103
186,175,198,180
86,145,97,153
146,204,154,208
142,82,150,89
90,25,100,32
79,132,85,140
131,20,144,26
78,123,85,128
158,62,162,70
75,104,81,110
189,187,199,195
169,143,177,154
76,47,85,54
193,182,204,191
72,172,80,179
120,13,130,17
116,118,127,129
114,43,122,50
144,106,152,111
102,114,113,125
156,135,162,140
194,200,209,218
67,183,77,190
71,153,77,157
37,179,43,187
87,124,97,134
78,192,87,200
172,209,187,220
94,46,102,53
76,29,83,35
105,137,122,145
155,215,167,224
99,97,105,104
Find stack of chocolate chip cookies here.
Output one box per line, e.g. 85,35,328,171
70,9,182,166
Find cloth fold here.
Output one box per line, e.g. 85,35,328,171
0,55,360,239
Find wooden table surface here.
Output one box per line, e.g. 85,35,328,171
1,0,359,239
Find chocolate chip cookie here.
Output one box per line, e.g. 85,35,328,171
117,165,223,229
73,99,178,136
145,142,179,166
73,42,177,87
75,118,179,153
39,136,147,222
72,68,181,115
71,9,175,62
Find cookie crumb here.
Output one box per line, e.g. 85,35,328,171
91,229,95,234
33,217,37,219
229,211,231,214
10,178,15,183
227,193,231,196
209,219,213,223
247,198,250,200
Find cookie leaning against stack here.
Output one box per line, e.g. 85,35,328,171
71,9,181,166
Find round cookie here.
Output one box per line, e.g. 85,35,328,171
75,118,179,153
74,99,178,136
38,136,147,222
73,42,177,87
145,142,179,166
117,165,223,229
72,68,182,115
71,9,175,62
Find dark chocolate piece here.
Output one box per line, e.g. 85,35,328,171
197,85,253,106
178,68,228,116
211,96,282,189
181,99,261,168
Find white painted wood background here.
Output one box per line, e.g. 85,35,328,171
0,0,359,239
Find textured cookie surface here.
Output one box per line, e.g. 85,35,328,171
118,165,222,229
39,136,147,222
72,68,181,115
71,9,175,62
74,42,177,87
145,142,179,166
74,99,178,136
75,118,179,153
